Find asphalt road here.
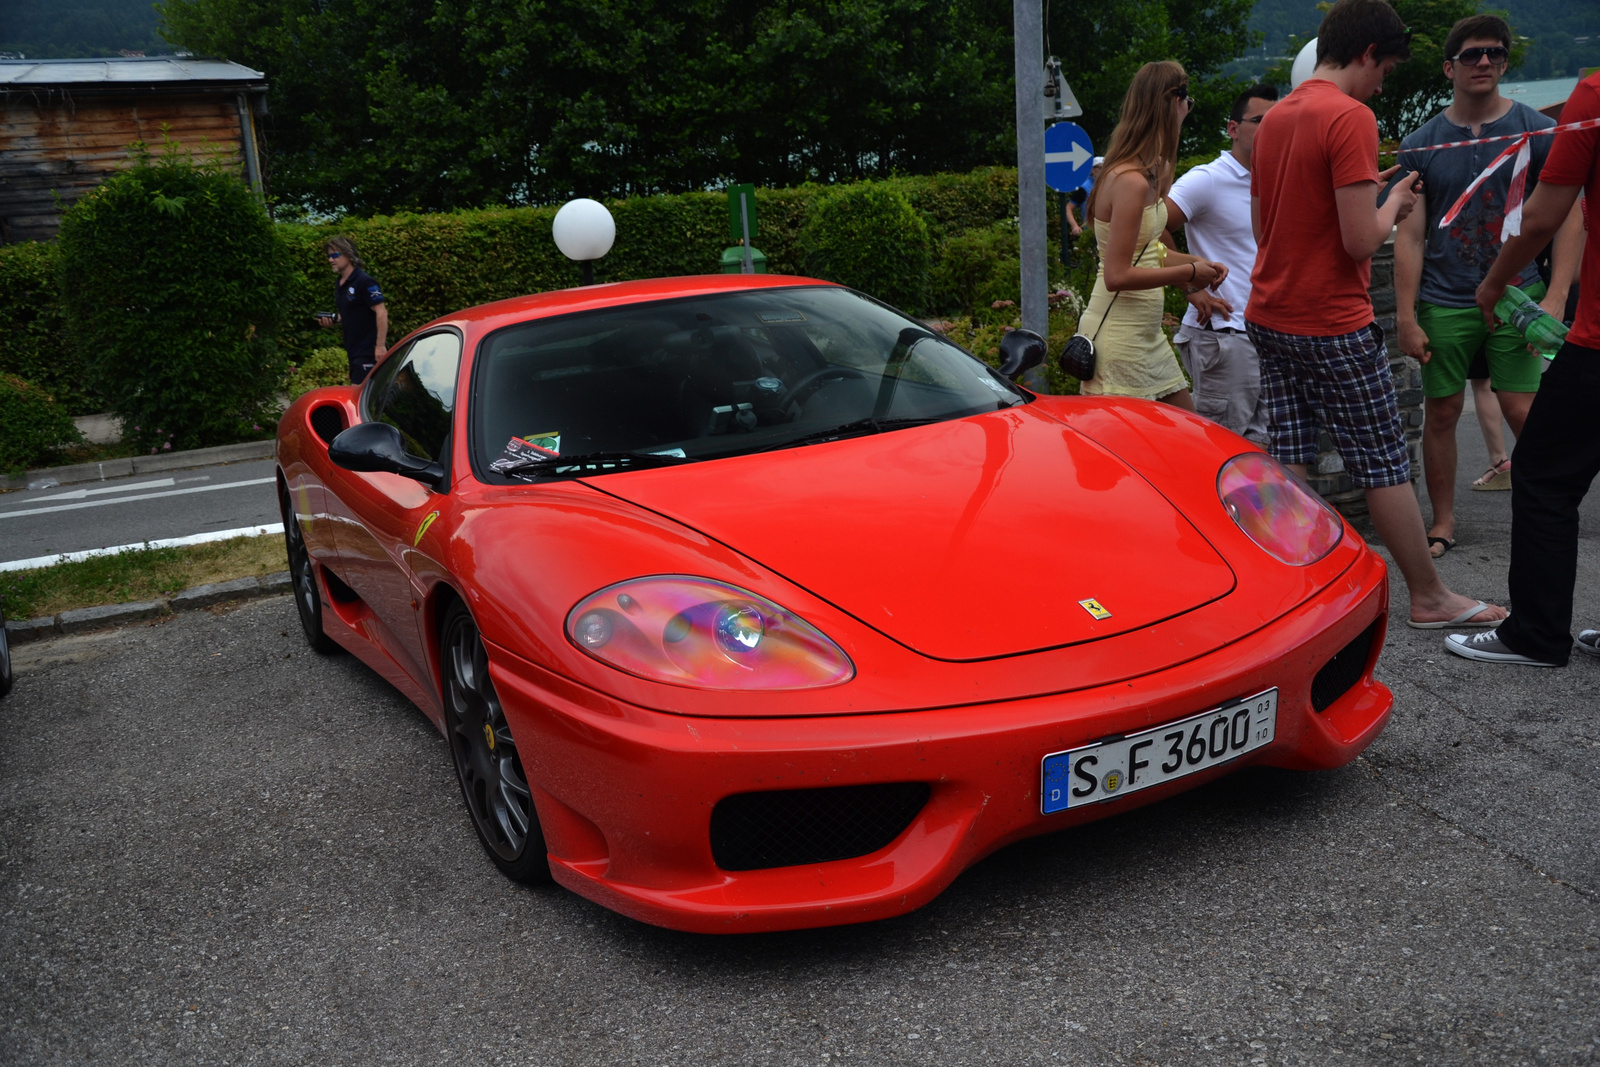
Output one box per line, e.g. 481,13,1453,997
2,403,1597,1065
0,458,281,565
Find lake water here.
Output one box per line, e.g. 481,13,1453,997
1499,76,1580,111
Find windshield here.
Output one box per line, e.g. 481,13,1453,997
471,286,1027,480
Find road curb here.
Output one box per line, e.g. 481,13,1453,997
4,440,277,492
5,571,294,644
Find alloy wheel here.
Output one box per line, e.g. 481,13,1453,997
444,607,548,880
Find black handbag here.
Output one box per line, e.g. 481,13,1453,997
1059,236,1157,382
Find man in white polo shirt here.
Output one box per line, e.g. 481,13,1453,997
1166,83,1279,443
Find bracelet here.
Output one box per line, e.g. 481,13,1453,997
1188,262,1197,284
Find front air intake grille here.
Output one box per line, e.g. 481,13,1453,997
710,782,931,871
1311,620,1379,712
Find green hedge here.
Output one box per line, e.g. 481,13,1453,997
0,166,1041,418
0,374,81,476
278,167,1029,361
0,242,91,414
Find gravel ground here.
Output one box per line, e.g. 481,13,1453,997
2,587,1596,1066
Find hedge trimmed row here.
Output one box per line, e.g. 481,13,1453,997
275,167,1028,360
0,166,1056,417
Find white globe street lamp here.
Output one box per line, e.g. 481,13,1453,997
552,198,616,285
1290,38,1319,89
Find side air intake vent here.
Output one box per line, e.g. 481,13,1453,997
710,782,930,871
310,405,347,446
1311,620,1379,712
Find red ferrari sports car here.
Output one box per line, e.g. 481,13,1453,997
276,274,1393,933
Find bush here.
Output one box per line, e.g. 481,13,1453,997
0,374,82,476
0,242,98,414
798,184,932,312
286,347,352,399
929,223,1022,314
56,141,294,452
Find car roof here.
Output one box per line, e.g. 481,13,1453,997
423,273,840,335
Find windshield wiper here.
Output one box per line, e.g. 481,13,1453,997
495,450,693,479
764,416,943,452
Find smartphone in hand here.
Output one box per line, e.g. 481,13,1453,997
1376,167,1415,209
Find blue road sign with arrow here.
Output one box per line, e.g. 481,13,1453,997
1044,122,1094,193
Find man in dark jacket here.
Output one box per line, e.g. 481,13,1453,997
316,236,389,383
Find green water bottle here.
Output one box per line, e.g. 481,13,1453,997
1494,285,1568,359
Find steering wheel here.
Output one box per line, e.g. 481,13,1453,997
777,366,867,411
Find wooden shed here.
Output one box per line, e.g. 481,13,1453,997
0,57,267,244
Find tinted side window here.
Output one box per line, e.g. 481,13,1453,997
369,332,462,462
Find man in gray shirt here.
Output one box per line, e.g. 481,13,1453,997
1395,14,1584,558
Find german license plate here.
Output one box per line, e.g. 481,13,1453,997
1040,689,1278,814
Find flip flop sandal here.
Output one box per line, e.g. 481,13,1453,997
1427,535,1455,558
1471,459,1512,491
1407,599,1503,629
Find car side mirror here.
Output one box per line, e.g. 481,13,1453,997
329,421,446,489
997,329,1046,381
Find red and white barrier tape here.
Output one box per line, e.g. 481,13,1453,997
1407,115,1600,238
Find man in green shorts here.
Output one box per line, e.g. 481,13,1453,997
1395,14,1584,558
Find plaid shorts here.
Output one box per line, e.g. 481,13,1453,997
1244,320,1410,489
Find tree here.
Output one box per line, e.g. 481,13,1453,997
1045,0,1262,162
159,0,1260,216
56,142,293,451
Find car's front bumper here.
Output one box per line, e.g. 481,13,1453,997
489,552,1391,934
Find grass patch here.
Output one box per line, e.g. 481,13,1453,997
1,534,288,619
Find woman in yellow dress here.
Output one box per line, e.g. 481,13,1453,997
1079,61,1229,409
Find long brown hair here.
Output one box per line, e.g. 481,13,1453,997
1086,61,1188,221
324,234,365,271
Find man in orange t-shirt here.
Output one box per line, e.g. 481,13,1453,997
1246,0,1506,630
1447,70,1600,667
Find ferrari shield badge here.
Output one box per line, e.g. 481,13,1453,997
1078,598,1112,620
413,510,440,547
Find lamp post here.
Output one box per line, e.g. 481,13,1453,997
552,198,616,286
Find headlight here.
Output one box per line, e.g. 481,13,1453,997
565,576,855,690
1217,452,1343,566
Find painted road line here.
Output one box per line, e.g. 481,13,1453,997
0,477,276,520
18,477,179,503
0,524,285,572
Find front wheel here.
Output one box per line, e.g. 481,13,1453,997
278,481,339,654
442,602,550,883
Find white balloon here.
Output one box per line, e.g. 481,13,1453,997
552,198,616,262
1290,37,1319,89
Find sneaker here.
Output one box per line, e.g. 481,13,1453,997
1445,630,1560,666
1576,630,1600,659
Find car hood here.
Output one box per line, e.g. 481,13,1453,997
583,404,1236,661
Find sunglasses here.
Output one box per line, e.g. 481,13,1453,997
1450,45,1509,65
327,251,344,260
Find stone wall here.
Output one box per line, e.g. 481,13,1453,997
1302,234,1424,522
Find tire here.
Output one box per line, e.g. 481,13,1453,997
441,601,550,883
0,605,13,699
278,480,340,655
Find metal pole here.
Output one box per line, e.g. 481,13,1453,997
1013,0,1047,341
740,196,754,274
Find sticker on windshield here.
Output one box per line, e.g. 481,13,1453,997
489,432,561,473
977,376,1008,392
756,311,806,324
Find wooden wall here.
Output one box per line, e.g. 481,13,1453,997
0,91,249,244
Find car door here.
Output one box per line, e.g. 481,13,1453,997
323,331,462,693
